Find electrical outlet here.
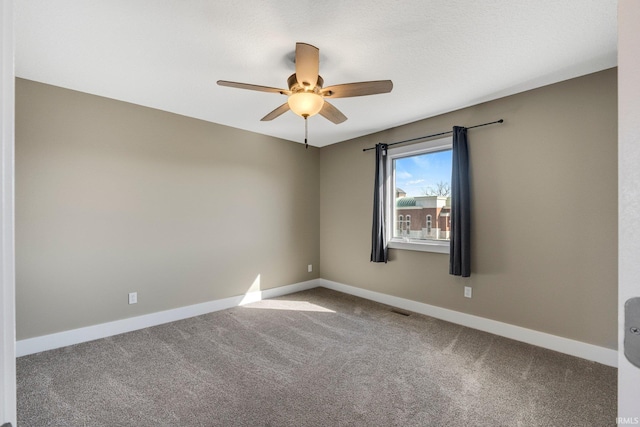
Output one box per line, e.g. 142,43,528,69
128,292,137,304
308,264,313,273
464,287,472,298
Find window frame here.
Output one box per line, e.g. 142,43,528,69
385,136,452,254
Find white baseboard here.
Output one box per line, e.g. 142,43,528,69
18,277,618,368
319,279,618,367
16,279,320,357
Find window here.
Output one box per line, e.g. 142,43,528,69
385,137,452,253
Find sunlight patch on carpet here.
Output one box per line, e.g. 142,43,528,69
242,300,336,313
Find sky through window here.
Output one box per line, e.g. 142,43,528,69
394,150,452,197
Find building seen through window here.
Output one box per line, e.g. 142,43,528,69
394,187,451,241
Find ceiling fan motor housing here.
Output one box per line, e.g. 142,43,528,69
287,73,324,93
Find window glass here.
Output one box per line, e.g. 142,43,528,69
386,137,452,253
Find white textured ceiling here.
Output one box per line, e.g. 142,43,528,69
16,0,618,147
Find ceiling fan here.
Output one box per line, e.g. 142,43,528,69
217,42,393,147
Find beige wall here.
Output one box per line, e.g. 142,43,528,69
15,79,320,340
320,68,618,349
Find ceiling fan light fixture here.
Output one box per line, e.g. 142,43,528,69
287,91,324,118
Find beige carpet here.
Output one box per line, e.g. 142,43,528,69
17,288,616,426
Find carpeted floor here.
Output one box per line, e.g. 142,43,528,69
17,288,616,426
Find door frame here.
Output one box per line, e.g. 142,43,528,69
618,0,640,420
0,0,16,425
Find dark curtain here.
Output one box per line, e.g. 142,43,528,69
370,143,388,263
450,127,471,277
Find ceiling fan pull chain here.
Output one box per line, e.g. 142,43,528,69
304,115,308,149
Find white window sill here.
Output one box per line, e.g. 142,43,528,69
388,239,450,254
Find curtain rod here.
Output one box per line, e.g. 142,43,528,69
362,119,504,152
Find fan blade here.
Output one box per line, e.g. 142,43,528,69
295,43,320,89
319,101,347,124
261,103,291,121
217,80,289,95
321,80,393,98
